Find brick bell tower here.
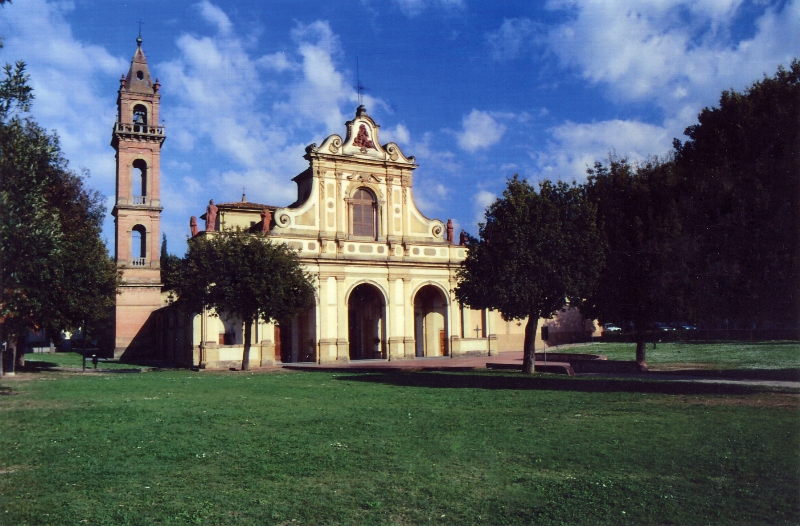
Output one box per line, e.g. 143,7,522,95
111,35,165,358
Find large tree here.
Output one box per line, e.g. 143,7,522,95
0,69,119,372
455,176,605,373
172,230,316,370
673,60,800,329
584,156,685,366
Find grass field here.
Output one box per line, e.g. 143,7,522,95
1,343,798,525
559,340,800,370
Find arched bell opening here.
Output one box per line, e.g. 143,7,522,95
132,159,147,204
414,285,449,357
348,283,386,360
132,104,148,129
131,224,147,266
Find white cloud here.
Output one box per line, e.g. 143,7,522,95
543,0,800,113
0,0,129,243
457,110,507,152
197,0,233,35
486,18,537,61
257,52,296,72
381,123,411,145
534,119,674,181
391,0,466,17
472,190,496,227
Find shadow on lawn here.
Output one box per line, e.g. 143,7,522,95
334,371,795,396
653,368,800,381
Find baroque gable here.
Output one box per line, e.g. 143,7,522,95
270,106,446,248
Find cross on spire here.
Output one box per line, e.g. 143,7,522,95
137,19,144,46
356,56,368,106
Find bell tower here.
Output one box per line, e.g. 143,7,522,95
111,35,166,358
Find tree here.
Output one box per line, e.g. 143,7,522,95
172,230,316,370
160,234,181,294
584,156,685,366
0,43,118,372
673,60,800,329
455,176,605,373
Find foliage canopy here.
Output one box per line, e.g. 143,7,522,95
170,230,315,370
455,176,604,372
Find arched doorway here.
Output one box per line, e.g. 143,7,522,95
414,285,448,357
348,283,386,360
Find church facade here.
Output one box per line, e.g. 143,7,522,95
176,105,534,369
112,39,596,368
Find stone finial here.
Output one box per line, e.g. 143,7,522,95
190,216,198,237
153,78,160,93
119,74,126,89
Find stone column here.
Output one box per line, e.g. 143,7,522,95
402,277,415,358
317,273,339,364
386,276,405,360
335,275,349,361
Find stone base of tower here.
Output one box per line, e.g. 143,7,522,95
114,280,163,360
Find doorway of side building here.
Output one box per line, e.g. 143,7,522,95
414,285,448,357
348,283,386,360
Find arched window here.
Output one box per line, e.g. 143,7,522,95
350,188,377,238
131,225,147,266
132,104,148,125
132,159,147,204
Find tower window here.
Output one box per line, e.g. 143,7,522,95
350,187,377,238
132,159,147,203
131,225,147,266
133,104,148,125
136,70,144,80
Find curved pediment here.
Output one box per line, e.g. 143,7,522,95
308,106,415,165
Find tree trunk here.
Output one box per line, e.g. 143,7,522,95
635,329,647,368
241,318,252,371
522,317,538,374
3,338,17,375
15,343,24,369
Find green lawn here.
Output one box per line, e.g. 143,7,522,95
566,340,800,370
19,352,144,371
1,347,798,525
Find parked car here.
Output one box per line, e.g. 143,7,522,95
603,323,622,332
649,322,675,331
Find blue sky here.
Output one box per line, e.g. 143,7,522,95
1,0,797,255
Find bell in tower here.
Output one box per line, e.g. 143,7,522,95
111,35,166,358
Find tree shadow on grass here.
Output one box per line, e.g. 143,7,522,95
333,371,794,396
652,368,800,381
17,358,147,374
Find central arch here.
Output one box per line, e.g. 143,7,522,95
414,284,449,357
348,283,386,360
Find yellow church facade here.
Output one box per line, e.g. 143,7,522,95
182,106,535,369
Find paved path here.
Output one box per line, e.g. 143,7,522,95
282,351,800,390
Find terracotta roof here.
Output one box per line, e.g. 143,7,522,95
215,202,278,210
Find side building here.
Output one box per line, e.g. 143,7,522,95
154,106,597,369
